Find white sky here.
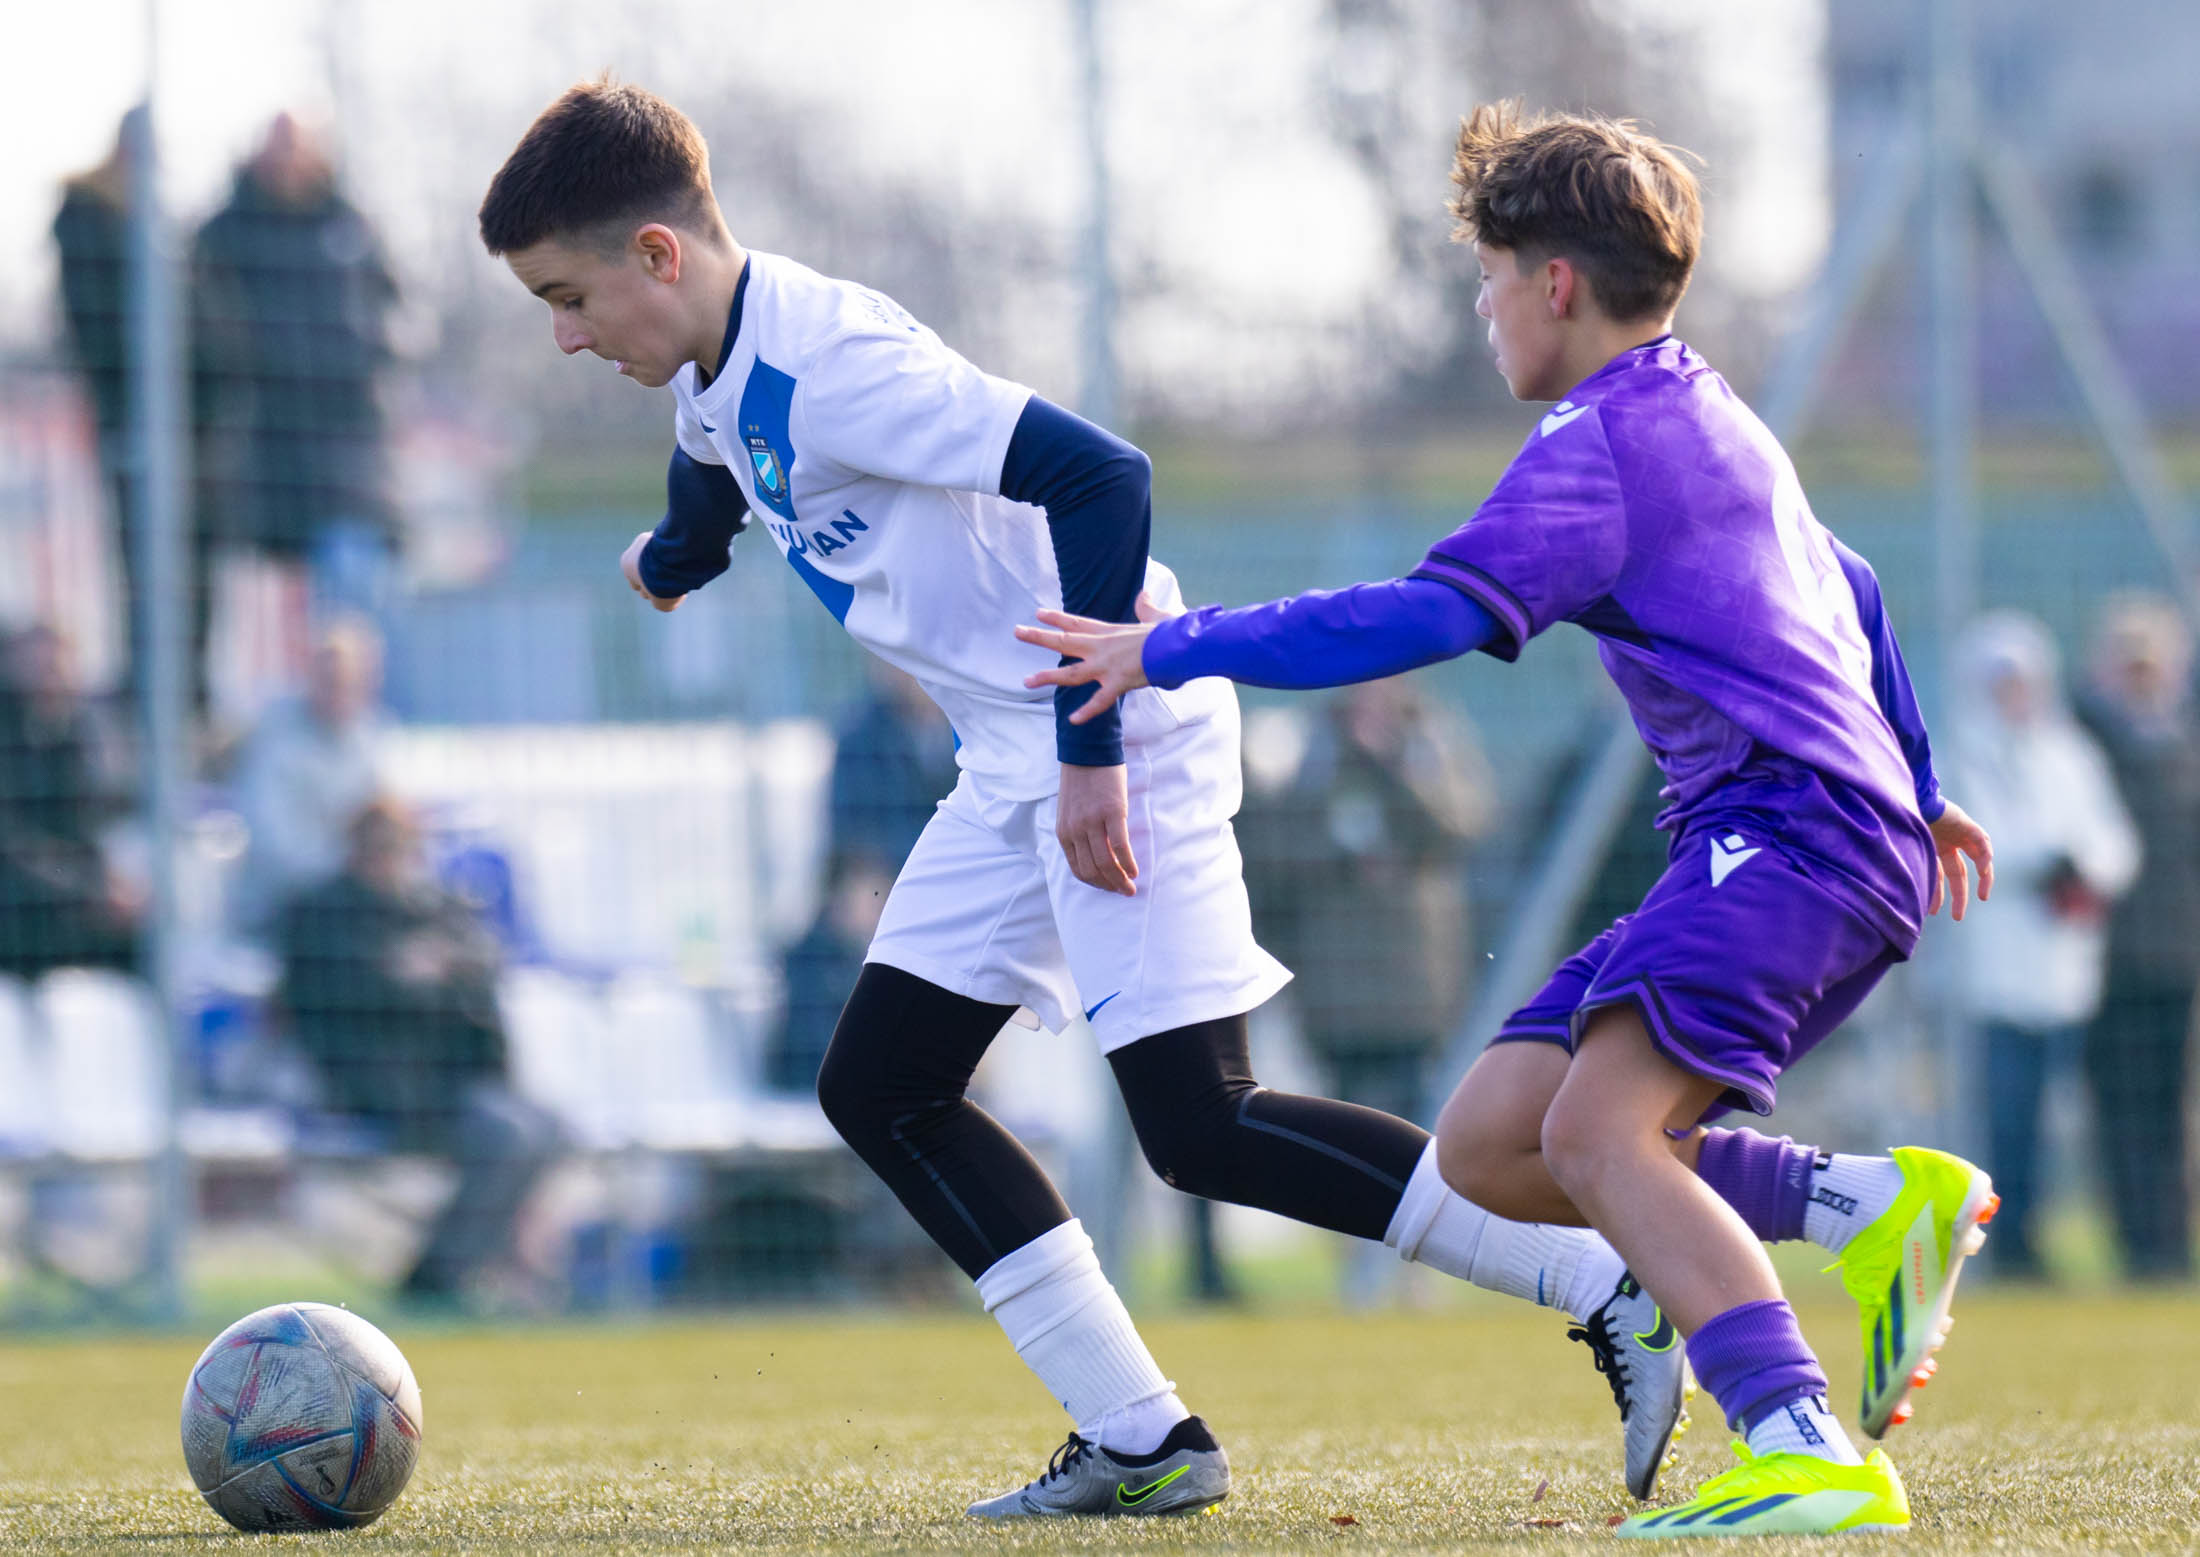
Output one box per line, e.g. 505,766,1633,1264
5,0,1828,408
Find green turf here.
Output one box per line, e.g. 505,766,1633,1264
0,1290,2193,1553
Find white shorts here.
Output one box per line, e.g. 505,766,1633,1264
865,687,1291,1053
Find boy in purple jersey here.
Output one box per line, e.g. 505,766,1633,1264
1021,104,2000,1538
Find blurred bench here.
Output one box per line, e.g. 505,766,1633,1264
0,958,853,1314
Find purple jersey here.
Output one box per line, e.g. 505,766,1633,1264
1410,338,1934,947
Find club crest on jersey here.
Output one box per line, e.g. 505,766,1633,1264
748,438,788,499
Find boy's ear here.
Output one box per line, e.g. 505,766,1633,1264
634,223,683,283
1546,255,1579,320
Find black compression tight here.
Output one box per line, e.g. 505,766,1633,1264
816,965,1431,1281
815,965,1072,1280
1107,1014,1429,1242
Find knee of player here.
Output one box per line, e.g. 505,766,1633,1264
812,1041,871,1143
1127,1112,1233,1201
1538,1097,1619,1200
1433,1124,1508,1211
1129,1122,1204,1195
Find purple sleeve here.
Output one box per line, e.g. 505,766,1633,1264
1406,413,1627,661
998,396,1149,767
1833,537,1944,822
1142,577,1496,690
638,449,749,598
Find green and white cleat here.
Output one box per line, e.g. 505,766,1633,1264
966,1416,1230,1518
1616,1443,1909,1538
1838,1145,1999,1438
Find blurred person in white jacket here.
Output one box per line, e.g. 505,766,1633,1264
230,615,389,935
1947,612,2140,1277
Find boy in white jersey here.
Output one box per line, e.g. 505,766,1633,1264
479,79,1693,1516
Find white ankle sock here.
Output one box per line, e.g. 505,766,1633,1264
1804,1153,1905,1255
1744,1393,1864,1464
975,1220,1188,1455
1383,1142,1625,1318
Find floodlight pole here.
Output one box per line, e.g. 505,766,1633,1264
1926,0,1980,662
1069,0,1139,1283
131,0,192,1325
1919,0,1983,1159
1072,0,1121,434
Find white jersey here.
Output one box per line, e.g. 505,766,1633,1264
672,250,1220,800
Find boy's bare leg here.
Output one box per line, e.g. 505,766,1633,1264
1503,1005,1868,1482
1435,1039,1705,1230
1539,1009,1777,1332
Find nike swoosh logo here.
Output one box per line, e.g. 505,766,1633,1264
1633,1307,1679,1353
1539,402,1591,437
1709,833,1761,888
1115,1464,1190,1507
1083,991,1121,1023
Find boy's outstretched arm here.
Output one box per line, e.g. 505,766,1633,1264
1018,576,1499,715
1833,537,1994,918
620,448,750,611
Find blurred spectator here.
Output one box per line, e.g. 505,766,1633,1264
0,627,139,978
230,614,389,935
1181,1198,1239,1307
52,111,216,709
1245,678,1495,1120
827,663,957,877
2075,594,2200,1280
276,798,557,1303
765,854,893,1093
192,113,401,631
1538,706,1670,954
1946,613,2139,1279
1241,678,1493,1302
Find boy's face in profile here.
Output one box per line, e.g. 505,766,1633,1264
1474,241,1567,403
505,228,694,389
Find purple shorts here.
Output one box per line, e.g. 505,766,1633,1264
1491,827,1902,1117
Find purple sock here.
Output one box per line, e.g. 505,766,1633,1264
1695,1127,1816,1244
1687,1299,1830,1432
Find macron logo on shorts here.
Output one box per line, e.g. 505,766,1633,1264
1709,833,1761,888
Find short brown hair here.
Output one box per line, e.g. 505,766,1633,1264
1448,102,1700,323
479,78,717,255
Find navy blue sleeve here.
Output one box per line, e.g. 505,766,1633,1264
637,449,749,599
998,396,1150,767
1141,577,1497,691
1833,537,1945,822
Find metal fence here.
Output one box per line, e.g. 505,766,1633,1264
6,308,2196,1319
4,0,2197,1325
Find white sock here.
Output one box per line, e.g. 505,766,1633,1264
1383,1142,1625,1318
1744,1393,1864,1465
975,1220,1188,1455
1804,1153,1905,1255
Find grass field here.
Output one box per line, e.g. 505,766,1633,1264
0,1289,2193,1554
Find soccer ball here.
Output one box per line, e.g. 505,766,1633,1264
180,1302,423,1532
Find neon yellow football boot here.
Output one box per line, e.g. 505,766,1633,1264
1836,1145,1999,1438
1616,1442,1909,1537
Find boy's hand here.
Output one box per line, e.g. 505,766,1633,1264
1057,761,1138,896
1015,592,1172,723
1927,798,1994,921
620,529,682,612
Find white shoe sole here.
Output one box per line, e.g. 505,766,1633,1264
1864,1166,1999,1439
